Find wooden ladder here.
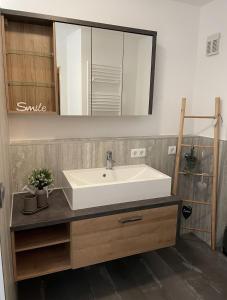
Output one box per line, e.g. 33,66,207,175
172,97,221,250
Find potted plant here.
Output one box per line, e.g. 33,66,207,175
184,146,197,172
28,168,54,208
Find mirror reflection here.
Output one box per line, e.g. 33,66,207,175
55,23,155,116
55,23,91,116
92,28,123,116
122,33,153,115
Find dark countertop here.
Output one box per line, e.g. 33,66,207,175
11,189,181,231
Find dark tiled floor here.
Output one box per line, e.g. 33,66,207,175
18,234,227,300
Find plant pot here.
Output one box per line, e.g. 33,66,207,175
23,194,37,212
36,189,48,208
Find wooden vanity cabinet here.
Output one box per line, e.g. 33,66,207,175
71,205,178,269
11,204,178,281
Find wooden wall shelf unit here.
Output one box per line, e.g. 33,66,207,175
14,224,70,252
1,15,58,114
11,223,70,281
16,244,70,281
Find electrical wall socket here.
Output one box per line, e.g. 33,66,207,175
131,148,146,158
168,146,176,155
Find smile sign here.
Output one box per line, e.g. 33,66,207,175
16,102,47,112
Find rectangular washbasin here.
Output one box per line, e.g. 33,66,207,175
62,164,171,210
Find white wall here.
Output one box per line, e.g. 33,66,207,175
1,0,200,140
192,0,227,140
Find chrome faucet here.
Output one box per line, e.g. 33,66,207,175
106,151,114,170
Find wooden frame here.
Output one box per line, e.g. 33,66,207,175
172,97,221,250
211,97,221,249
0,9,157,115
172,97,186,196
0,15,9,111
52,22,59,114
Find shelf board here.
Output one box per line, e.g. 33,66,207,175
181,144,214,149
6,49,53,58
16,244,71,281
179,171,213,177
182,226,211,234
15,224,70,252
8,81,55,88
183,199,211,205
184,115,215,119
8,110,58,115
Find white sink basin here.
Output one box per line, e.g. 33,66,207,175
62,164,171,210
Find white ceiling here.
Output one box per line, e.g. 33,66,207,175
171,0,215,6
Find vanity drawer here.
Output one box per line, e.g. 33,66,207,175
71,205,178,268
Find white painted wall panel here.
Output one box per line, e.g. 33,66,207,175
0,0,199,140
192,0,227,140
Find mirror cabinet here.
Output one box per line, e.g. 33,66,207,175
1,10,157,116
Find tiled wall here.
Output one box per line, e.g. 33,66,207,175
9,136,227,248
9,136,177,192
217,139,227,247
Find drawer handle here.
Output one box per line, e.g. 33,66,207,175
119,216,143,224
